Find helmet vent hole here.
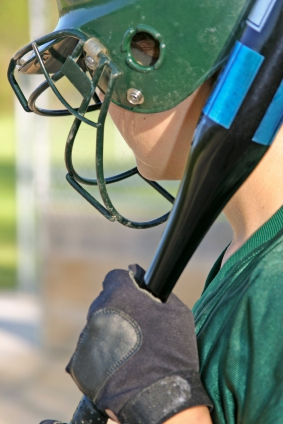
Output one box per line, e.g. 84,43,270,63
130,32,160,67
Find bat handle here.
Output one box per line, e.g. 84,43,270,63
69,396,108,424
39,396,108,424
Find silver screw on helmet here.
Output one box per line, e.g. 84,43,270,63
127,88,144,106
85,55,96,70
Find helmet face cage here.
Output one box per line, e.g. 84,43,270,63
8,30,175,229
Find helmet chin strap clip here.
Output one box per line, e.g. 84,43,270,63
84,38,108,70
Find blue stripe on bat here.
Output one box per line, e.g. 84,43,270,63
203,41,264,129
253,80,283,145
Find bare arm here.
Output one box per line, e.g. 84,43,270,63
165,406,212,424
107,406,212,424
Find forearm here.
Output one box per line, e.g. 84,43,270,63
165,406,212,424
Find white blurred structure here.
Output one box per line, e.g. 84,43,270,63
15,0,50,292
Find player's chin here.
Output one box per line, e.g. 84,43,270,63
136,159,182,181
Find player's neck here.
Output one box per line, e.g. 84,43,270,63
222,125,283,266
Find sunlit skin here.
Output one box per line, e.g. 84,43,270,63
105,83,283,424
106,405,212,423
221,124,283,264
108,80,213,181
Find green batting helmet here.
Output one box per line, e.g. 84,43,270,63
8,0,255,227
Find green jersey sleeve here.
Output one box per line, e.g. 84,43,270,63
224,258,283,423
194,234,283,424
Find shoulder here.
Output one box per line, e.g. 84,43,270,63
246,231,283,299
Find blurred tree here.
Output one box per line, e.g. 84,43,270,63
0,0,57,114
1,0,29,114
0,0,57,288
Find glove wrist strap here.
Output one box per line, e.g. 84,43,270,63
119,370,213,424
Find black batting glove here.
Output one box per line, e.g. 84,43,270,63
66,265,212,424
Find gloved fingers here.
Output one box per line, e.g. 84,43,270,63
96,266,168,310
100,265,188,311
89,266,195,335
103,269,131,291
88,267,159,320
101,266,147,297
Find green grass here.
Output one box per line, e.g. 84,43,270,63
0,115,17,289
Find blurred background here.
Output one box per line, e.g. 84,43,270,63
0,1,232,423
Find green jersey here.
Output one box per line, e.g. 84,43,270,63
193,207,283,424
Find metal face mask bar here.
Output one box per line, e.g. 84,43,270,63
8,30,174,229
